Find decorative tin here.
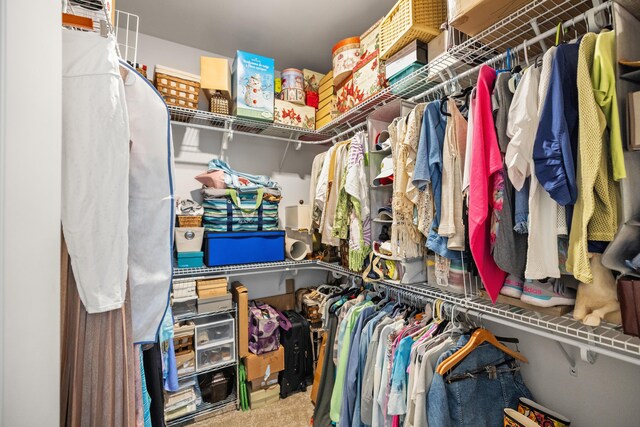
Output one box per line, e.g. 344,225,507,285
335,76,364,114
280,88,306,105
274,99,315,130
353,50,387,101
232,50,275,122
280,68,305,105
282,68,304,90
332,37,361,87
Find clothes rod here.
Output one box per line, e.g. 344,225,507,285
171,118,366,145
408,0,612,102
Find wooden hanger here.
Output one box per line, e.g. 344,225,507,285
435,328,528,375
62,13,94,31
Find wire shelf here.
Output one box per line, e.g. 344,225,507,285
177,360,238,381
171,259,640,362
169,106,332,142
172,259,316,278
166,392,237,426
173,303,236,323
167,0,601,144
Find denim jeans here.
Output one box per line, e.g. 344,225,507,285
427,335,533,427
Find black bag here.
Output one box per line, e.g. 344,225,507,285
278,310,314,398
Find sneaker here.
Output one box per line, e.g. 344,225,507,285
500,275,524,298
517,397,571,426
504,408,539,427
520,278,576,307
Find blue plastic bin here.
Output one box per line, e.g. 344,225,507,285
177,251,204,268
205,231,285,267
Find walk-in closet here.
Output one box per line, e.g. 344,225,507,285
2,0,640,426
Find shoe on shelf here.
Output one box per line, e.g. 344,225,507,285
500,275,524,298
520,278,576,307
504,408,539,427
517,397,571,426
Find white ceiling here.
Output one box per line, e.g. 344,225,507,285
117,0,397,72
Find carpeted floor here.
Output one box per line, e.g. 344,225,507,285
193,389,314,427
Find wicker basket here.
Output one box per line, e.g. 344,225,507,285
177,215,203,227
379,0,447,60
154,65,201,109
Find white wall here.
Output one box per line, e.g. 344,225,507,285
136,33,327,296
487,320,640,427
1,1,61,425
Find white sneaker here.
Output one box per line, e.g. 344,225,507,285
520,278,576,307
500,274,523,298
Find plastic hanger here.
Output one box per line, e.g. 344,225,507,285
435,327,528,375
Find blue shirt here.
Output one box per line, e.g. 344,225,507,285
388,336,414,415
534,42,580,229
340,306,376,427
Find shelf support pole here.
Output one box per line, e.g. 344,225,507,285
220,121,233,161
529,18,547,52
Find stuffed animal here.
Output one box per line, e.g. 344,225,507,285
573,253,622,326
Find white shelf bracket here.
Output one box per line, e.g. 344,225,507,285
580,347,598,364
555,342,576,368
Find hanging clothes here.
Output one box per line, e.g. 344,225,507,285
438,99,467,251
493,72,514,153
521,48,562,280
468,65,506,302
310,151,328,229
62,29,130,313
533,41,580,233
593,30,626,180
462,90,476,197
567,33,618,283
121,61,176,344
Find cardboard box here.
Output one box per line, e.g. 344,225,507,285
318,94,335,111
231,282,249,358
428,31,447,63
385,41,427,79
303,69,325,94
200,56,231,99
285,228,313,256
197,293,232,314
248,384,280,409
248,372,279,391
447,0,530,36
243,346,285,381
232,50,275,122
316,113,334,129
360,18,383,58
319,70,333,87
353,50,387,102
257,294,295,312
274,99,315,130
336,76,364,114
319,73,334,95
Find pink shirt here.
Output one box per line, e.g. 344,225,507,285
469,65,507,303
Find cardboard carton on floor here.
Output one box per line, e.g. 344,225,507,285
231,282,249,358
243,345,285,382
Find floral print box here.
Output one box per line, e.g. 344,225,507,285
274,99,316,130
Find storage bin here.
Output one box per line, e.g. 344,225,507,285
198,293,233,314
172,297,198,318
204,231,285,267
378,0,447,60
154,65,201,109
285,205,312,230
195,314,235,347
389,63,427,97
196,339,235,371
177,251,204,268
175,227,205,253
175,351,195,376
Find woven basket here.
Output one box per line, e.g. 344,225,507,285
379,0,447,60
177,215,203,227
155,68,200,109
